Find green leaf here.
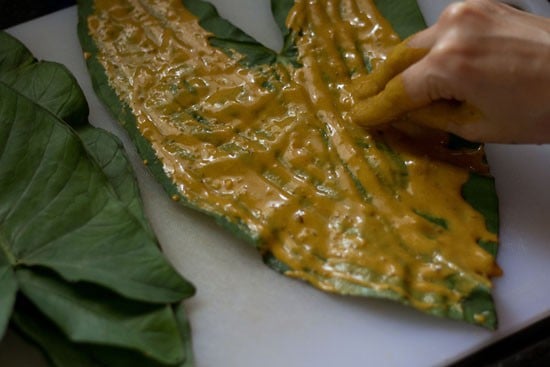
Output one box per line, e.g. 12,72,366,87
174,303,195,367
271,0,296,35
463,173,500,235
79,0,499,329
0,33,153,239
80,304,194,367
12,305,103,367
77,126,155,237
373,0,427,39
13,297,194,367
0,33,88,127
461,287,498,330
478,240,498,257
181,0,299,66
270,0,301,65
0,32,34,73
17,269,185,365
0,35,151,237
0,246,17,338
1,30,195,365
0,81,192,303
0,61,89,126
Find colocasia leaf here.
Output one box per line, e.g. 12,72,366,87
0,30,195,366
0,250,17,338
78,0,500,329
17,269,185,365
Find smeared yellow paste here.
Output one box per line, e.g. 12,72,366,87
88,0,499,313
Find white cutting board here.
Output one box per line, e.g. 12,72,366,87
2,2,550,366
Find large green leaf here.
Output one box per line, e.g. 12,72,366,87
0,32,150,234
0,31,34,73
0,30,195,365
0,248,17,338
13,299,193,367
0,61,88,126
17,269,184,365
0,81,191,303
12,305,103,367
174,303,195,367
0,33,88,127
78,0,500,329
77,304,194,367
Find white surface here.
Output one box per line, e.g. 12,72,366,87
2,2,550,367
418,0,550,24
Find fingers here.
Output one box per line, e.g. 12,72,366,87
350,48,435,127
349,43,428,99
349,23,439,96
351,49,482,129
350,0,494,128
352,53,481,129
351,75,419,126
349,25,439,126
406,24,439,49
352,0,550,141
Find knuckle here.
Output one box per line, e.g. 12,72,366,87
439,2,470,24
439,0,491,26
430,39,477,79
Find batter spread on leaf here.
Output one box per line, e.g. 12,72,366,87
81,0,500,328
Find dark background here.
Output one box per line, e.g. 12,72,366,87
2,1,549,366
0,0,75,29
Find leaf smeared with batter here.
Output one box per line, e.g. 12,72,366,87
78,0,500,328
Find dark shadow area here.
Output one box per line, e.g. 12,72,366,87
0,0,76,29
452,316,550,367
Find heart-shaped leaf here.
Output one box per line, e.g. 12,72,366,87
0,30,195,365
78,0,500,329
17,269,185,365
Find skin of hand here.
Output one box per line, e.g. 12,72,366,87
351,0,550,144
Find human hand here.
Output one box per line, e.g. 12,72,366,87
351,0,550,144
